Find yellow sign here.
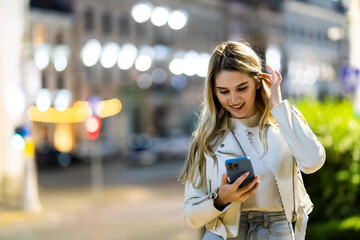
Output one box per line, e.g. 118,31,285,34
24,138,35,158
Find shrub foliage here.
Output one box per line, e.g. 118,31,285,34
296,98,360,221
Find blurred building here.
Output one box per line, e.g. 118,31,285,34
227,0,348,99
27,0,228,163
25,0,349,165
282,0,348,99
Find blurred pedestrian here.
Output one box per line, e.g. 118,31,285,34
178,40,325,240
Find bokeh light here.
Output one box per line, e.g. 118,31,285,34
101,42,120,68
96,98,122,118
11,134,25,152
131,1,153,23
4,84,26,116
81,39,102,67
152,68,167,84
85,116,101,133
151,6,170,27
169,58,184,75
171,74,187,90
52,45,70,72
153,44,169,61
117,43,138,70
168,10,188,30
36,89,52,112
54,89,72,112
265,46,282,72
54,56,68,72
135,55,152,72
183,50,199,76
54,124,74,153
137,73,152,89
197,53,211,77
34,44,51,70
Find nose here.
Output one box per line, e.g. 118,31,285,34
230,92,239,104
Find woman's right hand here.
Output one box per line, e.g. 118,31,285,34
214,172,260,209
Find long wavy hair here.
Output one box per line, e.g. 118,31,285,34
178,41,277,189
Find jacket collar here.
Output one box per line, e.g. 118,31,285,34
215,129,245,157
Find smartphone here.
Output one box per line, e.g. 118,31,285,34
225,157,255,188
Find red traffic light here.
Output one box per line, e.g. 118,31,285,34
85,116,102,140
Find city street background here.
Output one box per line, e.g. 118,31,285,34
1,0,360,239
0,159,200,240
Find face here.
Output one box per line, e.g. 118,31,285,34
214,70,259,119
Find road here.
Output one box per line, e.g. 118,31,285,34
0,159,201,240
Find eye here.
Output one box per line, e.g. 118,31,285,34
237,87,247,91
219,90,229,94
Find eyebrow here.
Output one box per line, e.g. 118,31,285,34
216,81,248,90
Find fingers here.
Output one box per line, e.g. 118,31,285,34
221,172,228,186
233,172,249,189
266,65,283,88
274,70,283,85
238,180,260,202
239,176,259,193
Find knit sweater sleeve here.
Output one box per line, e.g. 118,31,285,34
270,100,326,174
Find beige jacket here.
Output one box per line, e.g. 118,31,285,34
182,100,326,239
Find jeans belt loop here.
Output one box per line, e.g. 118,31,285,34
263,212,269,228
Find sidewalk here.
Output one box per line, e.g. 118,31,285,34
0,160,201,240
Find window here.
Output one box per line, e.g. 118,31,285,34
102,11,112,35
84,7,94,32
55,30,64,45
119,13,130,40
136,22,146,41
57,74,64,89
41,72,47,88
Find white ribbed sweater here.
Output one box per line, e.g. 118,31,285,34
230,114,283,211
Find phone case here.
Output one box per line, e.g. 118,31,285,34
225,157,255,188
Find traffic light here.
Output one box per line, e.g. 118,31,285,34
85,116,102,140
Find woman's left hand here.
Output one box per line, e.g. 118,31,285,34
261,64,283,109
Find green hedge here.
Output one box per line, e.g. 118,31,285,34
295,98,360,237
306,215,360,240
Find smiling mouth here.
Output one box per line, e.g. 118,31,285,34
230,102,245,110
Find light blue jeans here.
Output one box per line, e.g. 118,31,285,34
203,211,294,240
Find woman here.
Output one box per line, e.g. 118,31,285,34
178,41,325,240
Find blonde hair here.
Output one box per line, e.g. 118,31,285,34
178,41,277,189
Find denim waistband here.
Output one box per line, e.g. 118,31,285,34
240,211,287,225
